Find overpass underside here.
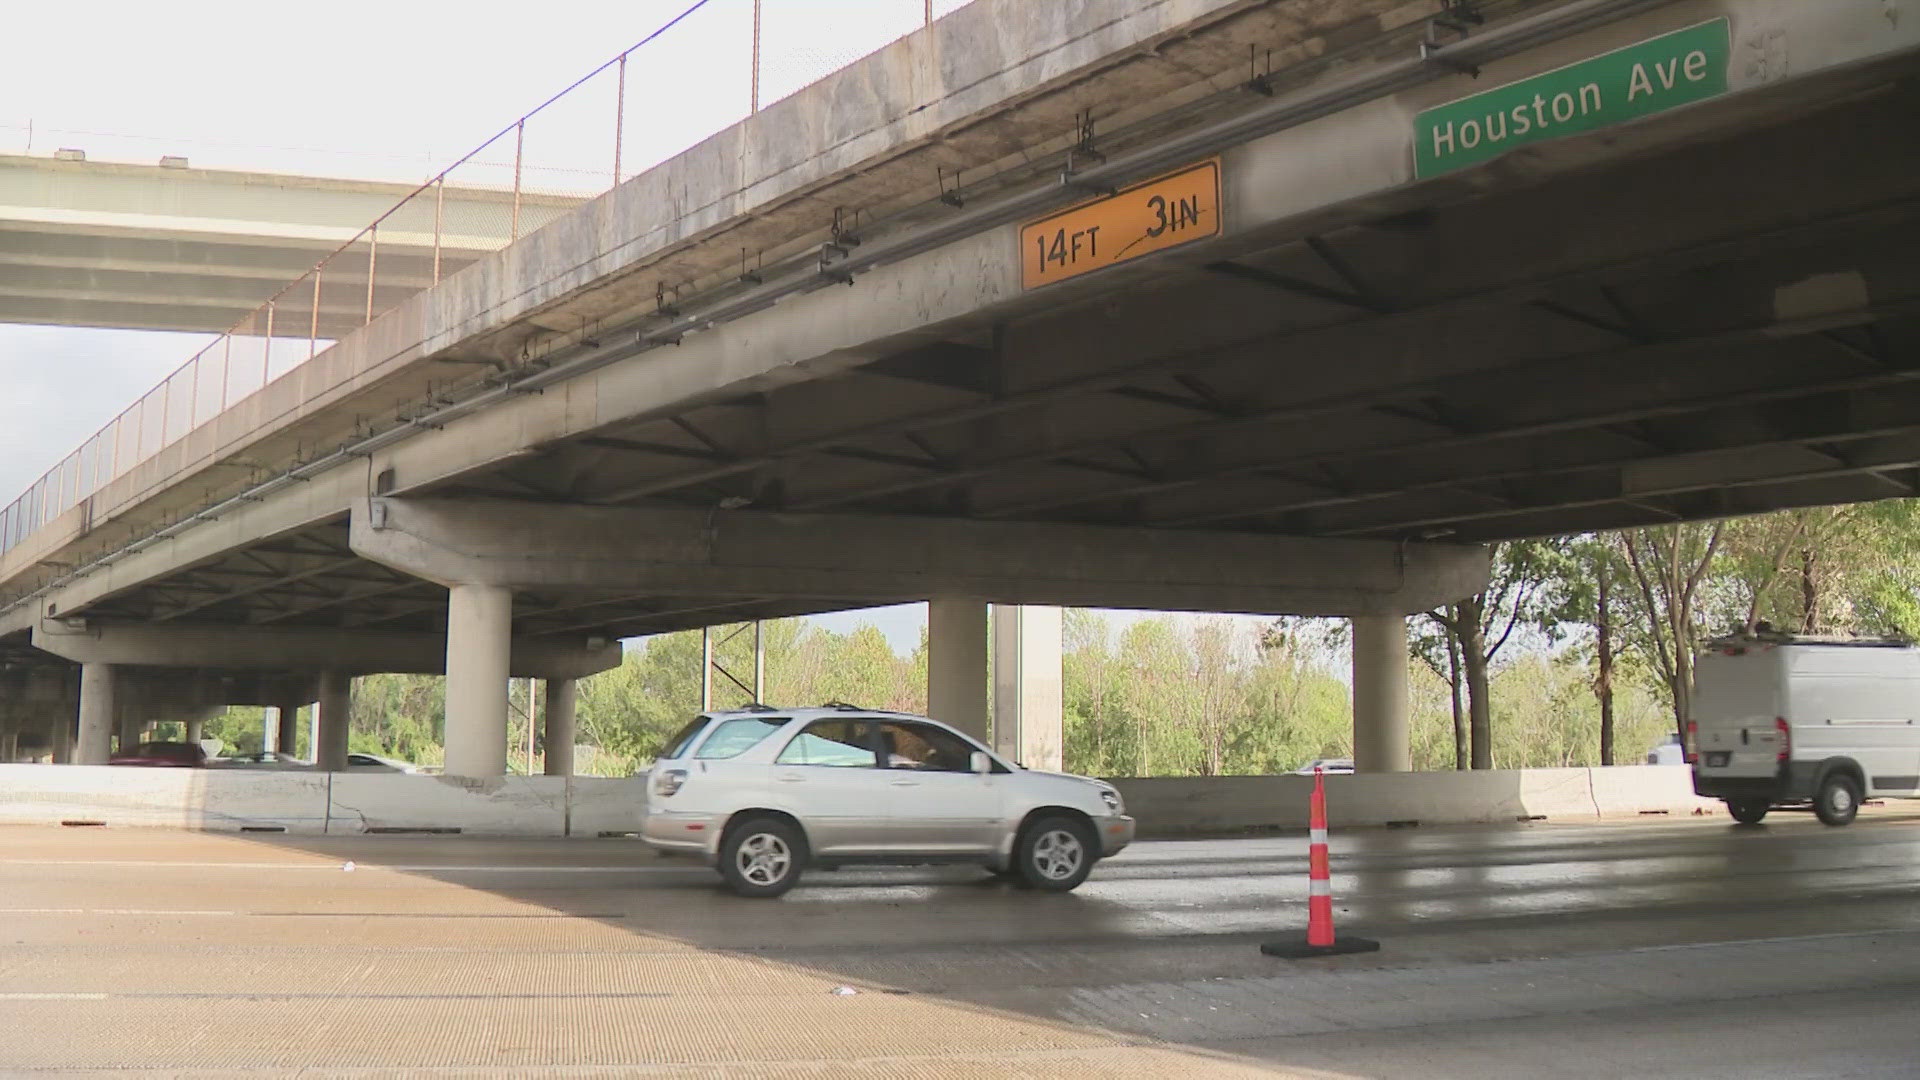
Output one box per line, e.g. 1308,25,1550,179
58,53,1920,639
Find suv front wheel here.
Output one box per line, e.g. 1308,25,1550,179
719,815,805,897
1016,816,1096,892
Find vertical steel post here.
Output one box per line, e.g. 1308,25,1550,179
310,270,322,358
925,0,932,25
262,301,275,386
751,0,762,113
432,178,445,285
613,53,627,187
527,677,538,772
754,620,766,702
511,120,525,240
701,627,714,711
219,332,232,408
158,375,170,449
364,227,378,325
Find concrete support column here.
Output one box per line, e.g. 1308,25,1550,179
315,672,351,772
444,583,513,777
1351,614,1411,774
51,708,73,764
75,662,116,765
543,678,577,777
116,707,142,756
992,605,1063,771
927,598,989,744
274,701,302,756
0,724,16,764
184,713,207,745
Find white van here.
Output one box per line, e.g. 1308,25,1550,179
1692,633,1920,826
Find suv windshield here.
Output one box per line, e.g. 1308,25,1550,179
659,717,710,760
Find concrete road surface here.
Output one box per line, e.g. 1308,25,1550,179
2,809,1918,1076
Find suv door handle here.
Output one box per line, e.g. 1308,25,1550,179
890,778,920,787
776,772,806,783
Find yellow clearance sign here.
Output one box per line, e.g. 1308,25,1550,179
1020,158,1221,289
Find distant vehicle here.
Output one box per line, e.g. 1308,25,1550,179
1646,735,1685,766
347,753,422,773
642,704,1134,897
214,751,421,773
109,741,207,768
1293,758,1354,775
216,751,309,769
1692,632,1920,825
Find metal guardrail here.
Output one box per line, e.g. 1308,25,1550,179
0,0,963,558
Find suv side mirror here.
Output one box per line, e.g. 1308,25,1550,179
970,751,992,775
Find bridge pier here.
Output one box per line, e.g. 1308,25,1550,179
75,662,116,765
315,672,352,773
928,599,990,743
273,702,303,756
445,584,513,778
1351,615,1411,774
543,678,577,776
993,605,1063,771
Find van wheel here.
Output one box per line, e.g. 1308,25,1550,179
719,815,805,897
1814,772,1861,827
1016,816,1096,892
1725,798,1769,825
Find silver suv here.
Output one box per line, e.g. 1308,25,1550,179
641,704,1135,897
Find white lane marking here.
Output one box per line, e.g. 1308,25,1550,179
0,993,109,1000
0,909,238,916
0,860,704,873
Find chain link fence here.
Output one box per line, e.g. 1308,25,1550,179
2,0,973,557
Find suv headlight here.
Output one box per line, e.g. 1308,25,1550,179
653,769,687,797
1100,787,1123,814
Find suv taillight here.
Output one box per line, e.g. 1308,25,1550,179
1776,717,1791,764
1684,721,1698,764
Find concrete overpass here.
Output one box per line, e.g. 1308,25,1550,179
0,153,580,335
3,0,1919,777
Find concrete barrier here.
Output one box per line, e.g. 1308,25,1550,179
326,774,568,836
0,764,1713,838
1110,765,1712,837
0,764,332,831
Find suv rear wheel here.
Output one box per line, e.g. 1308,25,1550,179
719,815,805,897
1015,816,1096,892
1725,798,1769,825
1814,772,1861,827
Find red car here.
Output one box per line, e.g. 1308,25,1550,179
108,741,208,767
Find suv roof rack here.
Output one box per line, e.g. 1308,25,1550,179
821,700,865,711
737,702,781,712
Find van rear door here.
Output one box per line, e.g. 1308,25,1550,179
1693,647,1785,779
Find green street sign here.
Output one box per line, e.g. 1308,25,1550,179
1414,19,1730,178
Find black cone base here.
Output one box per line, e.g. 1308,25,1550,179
1260,934,1381,959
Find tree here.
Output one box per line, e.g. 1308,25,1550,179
1417,539,1577,768
1619,522,1723,753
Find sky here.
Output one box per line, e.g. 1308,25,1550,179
0,0,1217,654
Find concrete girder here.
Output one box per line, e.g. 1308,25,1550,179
348,497,1489,617
29,620,620,680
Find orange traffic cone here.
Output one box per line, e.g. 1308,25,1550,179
1261,767,1381,959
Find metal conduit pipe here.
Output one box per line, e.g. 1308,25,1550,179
3,0,1670,622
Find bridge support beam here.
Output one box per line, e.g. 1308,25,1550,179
445,584,513,778
1351,615,1410,774
993,605,1062,771
349,498,1489,616
928,599,990,744
273,702,303,755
